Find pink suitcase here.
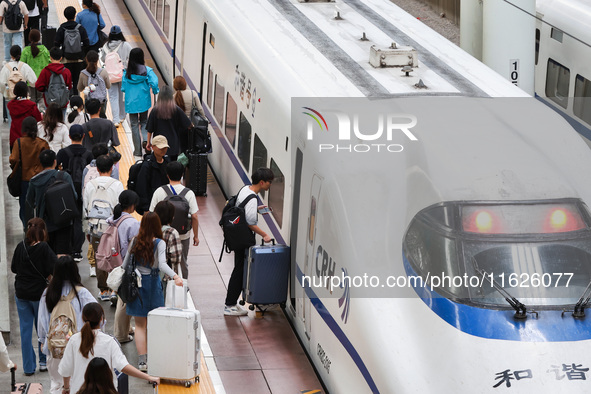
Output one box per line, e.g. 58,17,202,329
11,368,43,393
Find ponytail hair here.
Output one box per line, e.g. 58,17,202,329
173,76,187,110
29,29,41,58
113,190,139,220
67,96,84,124
80,303,104,358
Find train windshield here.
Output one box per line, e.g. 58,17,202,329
403,199,591,307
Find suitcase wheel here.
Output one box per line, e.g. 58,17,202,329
249,304,255,311
185,381,192,388
239,300,245,306
195,376,200,383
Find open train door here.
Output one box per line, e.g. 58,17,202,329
303,174,322,339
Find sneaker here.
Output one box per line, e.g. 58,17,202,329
98,290,110,301
224,305,248,316
138,362,147,372
39,365,47,372
110,291,118,306
89,267,96,277
72,252,83,262
24,372,35,376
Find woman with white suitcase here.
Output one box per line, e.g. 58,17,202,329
58,303,159,394
122,212,183,371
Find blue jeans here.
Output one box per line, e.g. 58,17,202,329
15,296,46,373
108,82,126,124
129,111,148,156
4,31,23,62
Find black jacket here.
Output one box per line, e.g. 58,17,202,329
11,241,56,301
136,154,170,215
55,20,90,56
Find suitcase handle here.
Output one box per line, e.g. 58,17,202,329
260,238,275,246
10,367,16,392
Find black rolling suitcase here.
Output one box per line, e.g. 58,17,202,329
41,26,56,48
240,240,290,313
188,152,207,196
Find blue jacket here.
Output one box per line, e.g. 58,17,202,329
121,67,159,114
75,9,105,46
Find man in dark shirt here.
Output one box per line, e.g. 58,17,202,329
81,99,120,151
56,124,93,261
54,6,89,96
136,135,170,214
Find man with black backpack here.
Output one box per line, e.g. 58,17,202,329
55,6,89,96
134,135,170,215
0,0,29,62
222,167,274,316
149,161,199,279
25,149,78,256
35,47,72,111
56,124,93,261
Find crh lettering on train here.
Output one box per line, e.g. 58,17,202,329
302,107,418,153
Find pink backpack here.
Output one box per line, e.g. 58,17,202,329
104,43,124,83
96,215,133,272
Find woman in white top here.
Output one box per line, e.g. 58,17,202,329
38,103,71,152
0,334,15,373
65,96,89,128
58,303,159,394
100,25,132,126
0,45,37,120
37,256,96,394
173,75,205,120
122,212,183,372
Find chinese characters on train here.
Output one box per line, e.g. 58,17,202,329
234,65,257,118
493,364,589,388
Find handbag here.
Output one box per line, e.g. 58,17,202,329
96,14,108,47
106,265,124,291
188,91,212,154
7,139,22,197
117,253,141,304
108,145,121,163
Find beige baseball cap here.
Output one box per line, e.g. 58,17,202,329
151,135,170,149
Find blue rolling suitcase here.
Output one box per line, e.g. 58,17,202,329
240,239,290,313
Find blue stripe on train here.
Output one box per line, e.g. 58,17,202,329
403,254,591,341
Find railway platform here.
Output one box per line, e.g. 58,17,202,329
0,0,324,393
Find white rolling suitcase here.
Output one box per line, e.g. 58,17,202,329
147,307,201,386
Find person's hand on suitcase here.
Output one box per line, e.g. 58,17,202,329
263,234,272,243
149,376,161,386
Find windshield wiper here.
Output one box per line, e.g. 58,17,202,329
470,257,537,320
563,280,591,318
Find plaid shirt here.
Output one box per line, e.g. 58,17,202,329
162,225,182,276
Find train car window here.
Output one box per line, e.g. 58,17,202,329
535,29,540,66
574,75,591,125
225,93,237,148
550,28,563,43
308,197,316,245
163,1,170,38
545,59,570,109
253,134,268,199
155,0,162,24
214,76,225,126
237,112,252,171
269,159,285,228
207,66,213,109
150,0,156,15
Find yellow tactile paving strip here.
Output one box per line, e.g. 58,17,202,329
49,1,216,392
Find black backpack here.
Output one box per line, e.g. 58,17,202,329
22,0,33,10
218,187,257,261
64,149,87,198
162,185,191,235
127,159,144,192
44,172,79,228
3,0,24,31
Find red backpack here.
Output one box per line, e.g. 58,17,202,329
96,215,133,272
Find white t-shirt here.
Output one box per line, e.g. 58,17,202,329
236,186,258,226
58,330,129,394
149,183,199,241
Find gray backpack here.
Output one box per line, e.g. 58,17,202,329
46,71,69,107
82,68,107,102
63,24,83,60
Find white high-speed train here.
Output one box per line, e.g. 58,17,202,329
125,0,591,392
535,0,591,141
